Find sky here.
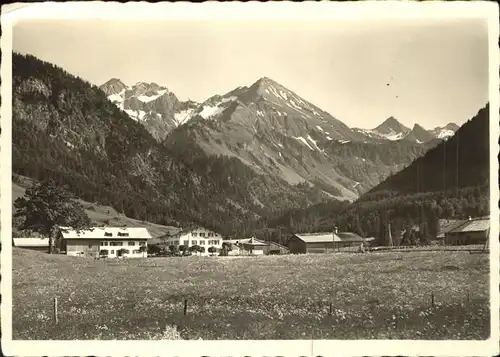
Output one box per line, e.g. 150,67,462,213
13,18,489,129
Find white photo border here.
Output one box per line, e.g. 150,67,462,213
1,1,499,356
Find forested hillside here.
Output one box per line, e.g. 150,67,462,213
363,104,489,198
12,53,331,237
258,104,490,246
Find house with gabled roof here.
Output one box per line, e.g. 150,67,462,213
161,227,223,256
444,217,490,246
57,226,151,258
287,228,374,254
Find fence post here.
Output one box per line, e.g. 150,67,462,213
53,297,58,325
183,298,188,316
329,302,333,316
431,292,434,307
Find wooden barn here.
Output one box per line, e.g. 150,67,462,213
444,217,490,246
287,230,371,254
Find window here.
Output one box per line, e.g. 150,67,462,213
133,249,140,254
128,241,135,246
192,233,198,237
110,250,115,254
118,232,129,237
100,241,108,246
104,232,113,237
199,240,205,245
208,233,214,237
123,249,130,254
199,233,205,237
182,240,188,246
139,241,146,246
88,244,93,248
110,242,123,246
192,240,197,246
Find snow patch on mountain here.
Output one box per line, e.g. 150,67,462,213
437,129,455,139
108,89,125,104
294,136,315,151
124,109,148,121
199,105,225,119
137,89,168,103
174,109,195,126
198,96,236,119
383,130,406,141
288,99,303,111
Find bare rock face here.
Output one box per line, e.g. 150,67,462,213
99,74,453,201
163,77,433,200
100,79,199,141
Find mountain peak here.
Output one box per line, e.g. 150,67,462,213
250,76,282,91
103,78,125,85
100,78,127,96
404,123,435,143
373,117,410,137
444,122,460,131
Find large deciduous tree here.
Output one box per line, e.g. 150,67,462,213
14,179,91,253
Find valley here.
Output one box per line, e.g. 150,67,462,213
11,52,487,243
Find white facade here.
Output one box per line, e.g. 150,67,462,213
163,228,223,256
60,227,151,259
94,240,147,258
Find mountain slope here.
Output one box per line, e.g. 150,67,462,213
430,123,460,139
162,77,435,200
12,53,337,237
403,123,438,144
354,118,459,144
257,103,489,244
100,79,199,141
362,104,489,197
372,117,410,140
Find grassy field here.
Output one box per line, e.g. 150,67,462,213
12,248,490,340
12,177,178,238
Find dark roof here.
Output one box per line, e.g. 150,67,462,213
437,219,467,237
448,218,490,234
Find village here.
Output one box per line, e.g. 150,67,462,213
12,215,490,258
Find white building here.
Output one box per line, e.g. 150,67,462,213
57,226,152,258
162,227,223,256
13,237,50,251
